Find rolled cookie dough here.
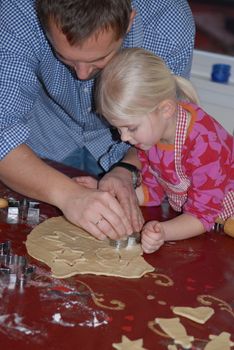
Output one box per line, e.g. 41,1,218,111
26,216,154,279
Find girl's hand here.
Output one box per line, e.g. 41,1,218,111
141,220,165,254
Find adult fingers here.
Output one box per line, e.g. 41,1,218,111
73,176,98,189
77,191,132,240
114,182,144,233
99,171,144,233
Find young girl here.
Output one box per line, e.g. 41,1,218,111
95,48,234,253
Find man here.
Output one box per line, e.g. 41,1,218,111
0,0,195,240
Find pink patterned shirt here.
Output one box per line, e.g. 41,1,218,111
138,102,234,231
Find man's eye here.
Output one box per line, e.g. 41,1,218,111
56,55,67,63
93,57,106,64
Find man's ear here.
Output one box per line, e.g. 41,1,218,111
158,100,177,120
126,9,136,33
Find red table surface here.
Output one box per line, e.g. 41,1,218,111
0,161,233,350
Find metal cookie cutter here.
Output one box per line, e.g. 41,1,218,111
7,198,21,224
109,238,128,249
27,201,40,224
0,240,11,255
6,198,40,224
0,240,35,290
109,232,141,249
127,232,141,247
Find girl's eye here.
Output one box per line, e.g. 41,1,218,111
128,126,138,132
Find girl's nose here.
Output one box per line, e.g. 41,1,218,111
120,128,130,142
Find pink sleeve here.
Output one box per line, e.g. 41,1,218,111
183,129,233,231
138,150,164,206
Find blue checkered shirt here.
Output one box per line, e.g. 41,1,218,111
0,0,195,170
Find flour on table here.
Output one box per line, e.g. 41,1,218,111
25,216,154,279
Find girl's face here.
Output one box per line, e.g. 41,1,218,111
111,108,171,150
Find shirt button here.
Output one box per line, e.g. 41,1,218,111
84,87,89,93
87,107,91,112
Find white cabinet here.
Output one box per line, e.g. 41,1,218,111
191,49,234,134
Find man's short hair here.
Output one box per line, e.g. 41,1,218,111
36,0,132,45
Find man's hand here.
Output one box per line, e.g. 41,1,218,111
73,176,98,189
60,185,133,241
98,167,145,233
0,145,132,242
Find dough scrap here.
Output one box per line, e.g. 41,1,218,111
172,306,214,324
112,335,147,350
26,216,154,279
204,332,234,350
155,317,194,349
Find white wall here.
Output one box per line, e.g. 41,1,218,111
191,49,234,134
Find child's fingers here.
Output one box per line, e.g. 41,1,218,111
142,229,163,241
153,222,162,232
141,221,165,254
142,239,164,254
141,233,159,246
141,233,164,254
144,220,161,233
142,235,164,248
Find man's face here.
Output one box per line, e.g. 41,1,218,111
48,21,124,81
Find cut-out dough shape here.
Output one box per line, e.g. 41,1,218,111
155,317,194,349
54,248,84,261
172,306,214,324
26,216,154,279
112,335,147,350
168,345,178,350
204,332,234,350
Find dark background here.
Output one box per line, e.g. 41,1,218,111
189,0,234,55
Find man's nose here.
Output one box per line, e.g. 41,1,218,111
74,62,93,80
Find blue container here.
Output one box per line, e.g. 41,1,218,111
211,64,231,84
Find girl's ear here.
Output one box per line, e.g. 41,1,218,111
158,100,177,120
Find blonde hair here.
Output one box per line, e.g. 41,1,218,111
96,48,199,122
